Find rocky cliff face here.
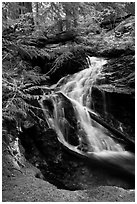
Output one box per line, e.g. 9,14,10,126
91,54,134,140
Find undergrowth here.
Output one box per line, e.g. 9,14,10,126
2,39,49,138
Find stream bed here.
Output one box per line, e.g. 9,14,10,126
19,56,135,191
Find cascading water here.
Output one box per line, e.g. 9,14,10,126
39,56,134,175
61,57,106,106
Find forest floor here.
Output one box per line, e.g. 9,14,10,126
2,153,135,202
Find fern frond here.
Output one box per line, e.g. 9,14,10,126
17,46,32,61
46,51,74,76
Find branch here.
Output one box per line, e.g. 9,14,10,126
5,92,17,110
2,53,9,60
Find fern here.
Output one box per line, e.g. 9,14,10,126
17,44,54,61
47,51,73,76
3,76,46,133
2,39,51,135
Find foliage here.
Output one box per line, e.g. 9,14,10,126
2,39,49,134
2,2,135,36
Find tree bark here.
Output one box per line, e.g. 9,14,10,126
62,3,71,31
57,19,63,32
24,2,33,13
36,2,39,26
72,4,78,28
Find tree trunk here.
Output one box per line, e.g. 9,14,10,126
17,2,34,25
32,2,39,29
36,2,39,26
18,2,24,15
57,19,63,32
2,4,8,28
72,3,78,28
24,2,34,25
34,2,39,30
24,2,33,13
62,3,71,31
73,9,78,28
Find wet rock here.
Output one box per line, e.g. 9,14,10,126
35,172,45,180
35,128,62,160
90,54,135,141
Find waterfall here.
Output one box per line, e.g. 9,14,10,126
39,56,134,174
61,57,106,107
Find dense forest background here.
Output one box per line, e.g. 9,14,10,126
2,2,135,32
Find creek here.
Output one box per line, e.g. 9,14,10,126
20,56,135,190
39,56,134,174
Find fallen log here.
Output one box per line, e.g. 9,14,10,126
100,14,132,30
35,30,78,47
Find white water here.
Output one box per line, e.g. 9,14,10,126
39,56,134,174
59,57,123,152
62,57,106,107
